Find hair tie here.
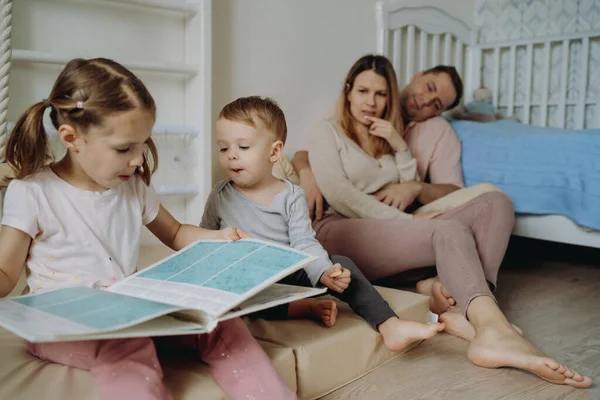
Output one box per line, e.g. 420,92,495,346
76,101,84,110
42,99,51,108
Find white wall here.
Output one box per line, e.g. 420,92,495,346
212,0,475,182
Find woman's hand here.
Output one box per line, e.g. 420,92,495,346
374,182,421,210
364,116,407,152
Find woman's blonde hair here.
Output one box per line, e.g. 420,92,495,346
335,54,402,158
5,58,158,185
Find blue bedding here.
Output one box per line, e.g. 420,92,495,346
450,120,600,230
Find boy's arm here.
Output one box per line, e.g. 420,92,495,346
287,187,332,287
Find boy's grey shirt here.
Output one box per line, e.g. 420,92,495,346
200,179,332,287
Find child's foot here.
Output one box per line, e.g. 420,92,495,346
378,317,445,352
310,298,338,327
288,298,338,327
440,307,523,342
416,276,456,314
468,324,592,388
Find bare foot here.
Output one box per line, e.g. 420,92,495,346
440,308,523,342
378,317,445,352
416,276,456,314
310,299,338,327
468,325,592,388
288,298,338,327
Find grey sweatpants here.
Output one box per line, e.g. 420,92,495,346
255,255,397,330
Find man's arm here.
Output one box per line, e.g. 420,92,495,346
417,183,460,205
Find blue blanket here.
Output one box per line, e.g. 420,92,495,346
450,120,600,230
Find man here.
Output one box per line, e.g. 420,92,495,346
292,65,465,220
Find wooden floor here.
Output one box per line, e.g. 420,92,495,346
320,237,600,400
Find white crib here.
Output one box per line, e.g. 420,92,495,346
375,0,600,248
1,0,212,246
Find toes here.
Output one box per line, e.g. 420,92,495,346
543,358,561,371
558,365,575,378
564,376,593,388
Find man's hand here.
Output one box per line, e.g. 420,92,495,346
220,227,250,240
320,263,351,293
298,169,325,221
374,182,422,210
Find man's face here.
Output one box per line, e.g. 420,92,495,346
399,72,457,122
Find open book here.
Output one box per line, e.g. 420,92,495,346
0,239,326,342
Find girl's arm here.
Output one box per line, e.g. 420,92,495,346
146,205,247,251
0,226,30,297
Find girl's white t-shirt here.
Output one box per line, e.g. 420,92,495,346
2,168,160,294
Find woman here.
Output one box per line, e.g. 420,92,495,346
306,54,591,388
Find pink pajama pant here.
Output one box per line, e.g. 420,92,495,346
313,191,515,315
28,317,295,400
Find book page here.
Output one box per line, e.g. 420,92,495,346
219,283,327,321
0,287,187,342
108,239,316,317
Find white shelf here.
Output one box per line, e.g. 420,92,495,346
156,185,199,196
12,49,199,77
6,122,199,138
103,0,200,14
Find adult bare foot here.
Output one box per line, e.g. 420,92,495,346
416,276,456,314
288,298,338,327
378,317,445,352
440,308,523,342
468,325,592,388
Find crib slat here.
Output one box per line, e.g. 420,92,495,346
431,35,440,66
540,42,551,126
576,37,589,129
558,40,570,128
493,47,500,107
419,30,427,70
455,39,463,76
522,44,533,124
443,33,452,64
406,25,415,84
392,29,402,82
507,45,517,116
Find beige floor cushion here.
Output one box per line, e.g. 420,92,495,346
247,287,429,400
1,246,430,400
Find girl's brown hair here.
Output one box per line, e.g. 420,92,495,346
5,58,158,185
335,54,402,158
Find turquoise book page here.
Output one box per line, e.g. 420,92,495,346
0,286,189,342
108,239,315,317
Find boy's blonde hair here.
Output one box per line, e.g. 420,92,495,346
218,96,287,144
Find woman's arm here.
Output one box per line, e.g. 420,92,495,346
307,121,411,220
292,151,325,221
0,226,30,297
146,205,246,251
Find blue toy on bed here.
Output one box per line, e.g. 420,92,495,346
450,120,600,230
